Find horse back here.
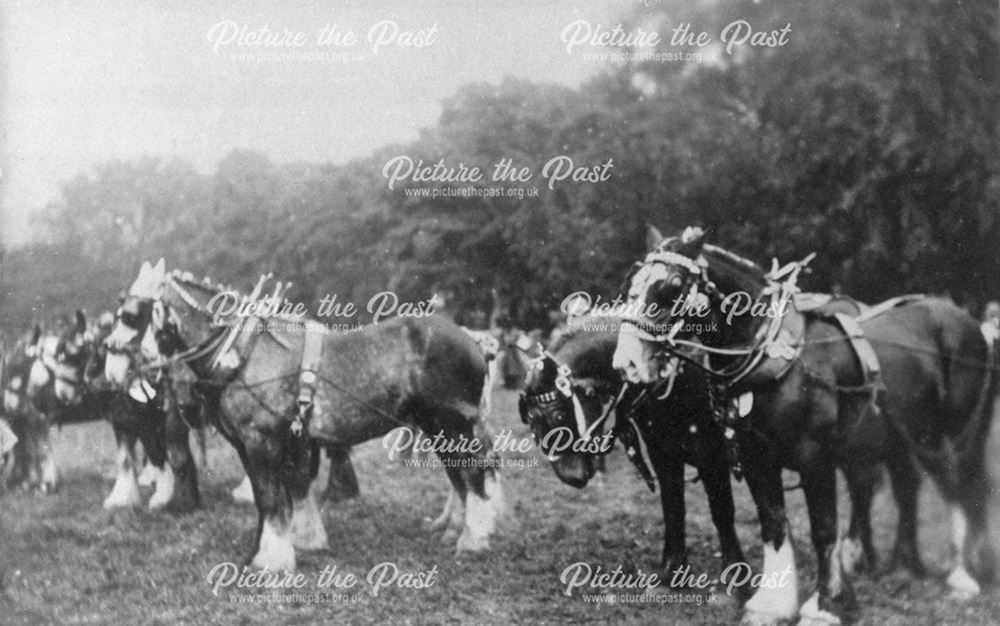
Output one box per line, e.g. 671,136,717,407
862,297,991,436
401,316,488,409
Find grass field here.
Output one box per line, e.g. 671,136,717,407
3,390,1000,625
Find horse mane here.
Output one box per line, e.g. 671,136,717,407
657,235,763,274
702,244,762,273
168,270,234,295
547,314,616,353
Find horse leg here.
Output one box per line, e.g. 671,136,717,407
132,403,174,511
35,421,58,494
942,446,987,597
798,463,858,626
103,426,142,508
5,416,30,489
286,438,328,552
699,457,749,602
243,430,296,572
591,453,607,490
652,457,687,585
740,439,799,622
159,403,200,512
322,444,360,502
886,452,925,577
428,481,465,536
841,463,880,575
137,444,155,486
454,463,502,553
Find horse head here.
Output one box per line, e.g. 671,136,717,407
104,259,168,389
613,225,780,385
518,324,619,488
32,310,92,407
104,260,232,390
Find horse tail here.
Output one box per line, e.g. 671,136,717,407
953,332,998,479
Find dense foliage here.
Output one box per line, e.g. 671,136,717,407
2,0,997,335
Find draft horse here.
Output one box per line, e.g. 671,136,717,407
519,314,751,598
3,313,175,509
613,227,996,624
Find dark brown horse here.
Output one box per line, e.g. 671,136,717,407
519,314,751,598
520,311,902,602
613,227,996,624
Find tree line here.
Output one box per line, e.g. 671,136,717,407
2,0,997,336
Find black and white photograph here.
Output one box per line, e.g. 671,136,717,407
1,1,998,624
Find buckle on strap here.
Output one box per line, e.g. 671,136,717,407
294,321,327,437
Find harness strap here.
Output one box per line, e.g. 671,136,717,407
294,320,328,436
833,313,882,380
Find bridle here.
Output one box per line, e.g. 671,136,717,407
518,349,625,461
621,244,812,385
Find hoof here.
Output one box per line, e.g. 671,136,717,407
796,593,841,626
137,462,156,487
291,494,329,552
250,520,296,573
839,538,869,576
741,611,794,626
441,527,460,545
947,567,981,598
321,488,358,504
103,477,142,509
147,465,176,511
889,546,925,578
456,531,490,553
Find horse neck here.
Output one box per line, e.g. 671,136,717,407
163,280,226,349
554,332,618,386
238,323,302,386
702,248,769,347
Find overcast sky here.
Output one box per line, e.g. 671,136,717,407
1,0,630,246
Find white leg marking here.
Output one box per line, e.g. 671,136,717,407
251,518,296,573
838,536,864,575
428,486,459,532
744,539,799,622
38,431,59,493
456,472,501,552
232,475,255,504
103,443,141,509
137,461,157,487
947,505,981,597
291,489,329,551
440,488,466,545
798,592,841,625
147,463,175,510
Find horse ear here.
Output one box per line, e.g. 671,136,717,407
151,258,166,297
129,261,152,296
30,324,42,346
75,310,87,335
646,224,665,251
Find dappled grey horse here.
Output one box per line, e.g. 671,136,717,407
200,304,503,571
